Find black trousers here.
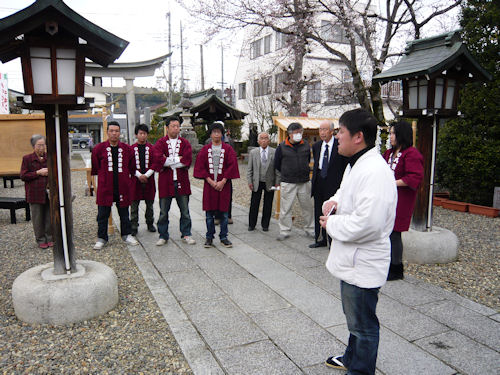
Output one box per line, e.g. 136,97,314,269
97,203,131,241
248,181,274,229
389,231,403,265
313,177,333,244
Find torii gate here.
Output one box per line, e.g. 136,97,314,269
85,53,171,143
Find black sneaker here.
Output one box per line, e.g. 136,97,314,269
221,239,232,248
147,224,157,233
325,356,347,370
131,229,138,236
204,238,214,248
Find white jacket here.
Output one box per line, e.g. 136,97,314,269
324,147,397,288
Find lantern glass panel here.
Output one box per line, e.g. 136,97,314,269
409,80,418,109
30,47,52,94
56,49,76,95
434,78,444,109
445,79,456,109
418,79,427,109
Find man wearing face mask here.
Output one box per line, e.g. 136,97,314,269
274,122,315,241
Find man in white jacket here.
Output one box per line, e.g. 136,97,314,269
320,108,397,375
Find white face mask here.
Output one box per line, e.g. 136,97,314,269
292,133,302,142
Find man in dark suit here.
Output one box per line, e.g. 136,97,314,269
247,132,279,231
310,120,348,248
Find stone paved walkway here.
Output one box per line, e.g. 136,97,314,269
113,186,500,375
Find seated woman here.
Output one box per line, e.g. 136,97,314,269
383,121,424,280
20,134,53,249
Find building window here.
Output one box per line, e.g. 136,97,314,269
275,31,288,50
262,76,272,95
381,81,401,99
307,81,321,103
251,39,262,59
238,82,247,99
275,72,288,93
264,35,271,54
320,20,362,46
253,79,262,97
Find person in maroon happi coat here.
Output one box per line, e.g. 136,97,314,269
194,122,239,248
20,134,53,249
91,121,138,250
152,116,196,246
130,124,156,236
383,120,424,280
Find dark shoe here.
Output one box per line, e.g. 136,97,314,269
309,241,327,248
131,229,138,236
248,226,255,231
262,227,269,232
221,239,233,248
325,355,347,370
204,238,214,248
228,218,233,224
147,224,157,232
387,263,404,281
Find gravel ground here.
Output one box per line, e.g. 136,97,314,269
0,156,192,374
192,161,499,311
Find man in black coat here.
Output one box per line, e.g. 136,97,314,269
310,120,348,248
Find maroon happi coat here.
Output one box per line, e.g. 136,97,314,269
383,146,424,232
131,142,156,201
20,152,48,204
91,141,136,207
152,136,192,197
193,142,240,212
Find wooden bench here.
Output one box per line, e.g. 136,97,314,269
2,174,20,188
0,197,31,224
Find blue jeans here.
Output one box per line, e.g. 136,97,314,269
206,210,228,240
341,280,380,375
158,192,192,240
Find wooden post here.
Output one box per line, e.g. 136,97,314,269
45,106,76,274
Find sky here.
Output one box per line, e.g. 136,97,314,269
0,0,243,93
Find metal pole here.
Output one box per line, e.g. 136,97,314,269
167,12,172,109
54,104,71,274
180,21,184,93
427,114,437,231
200,44,205,90
221,42,224,94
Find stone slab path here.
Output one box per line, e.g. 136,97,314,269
113,186,499,375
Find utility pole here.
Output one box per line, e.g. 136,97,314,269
221,41,224,94
200,44,205,91
166,11,172,109
180,21,185,94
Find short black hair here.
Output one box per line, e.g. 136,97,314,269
391,120,413,150
108,121,120,129
287,122,303,134
165,116,181,126
135,123,149,135
338,108,377,147
209,122,225,135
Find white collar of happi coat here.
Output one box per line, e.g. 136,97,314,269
106,145,124,173
387,150,402,171
208,145,225,176
167,137,181,157
133,143,150,170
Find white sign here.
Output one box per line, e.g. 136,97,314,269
0,73,8,114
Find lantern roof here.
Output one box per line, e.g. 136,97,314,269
373,30,491,83
0,0,128,67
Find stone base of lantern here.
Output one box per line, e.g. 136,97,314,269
12,260,118,325
402,226,458,264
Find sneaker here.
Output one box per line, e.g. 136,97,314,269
182,236,196,245
325,355,347,370
93,239,107,250
131,229,138,236
228,218,233,224
124,235,139,246
156,238,168,246
204,238,214,248
220,238,232,248
276,233,290,241
39,243,49,249
147,224,157,232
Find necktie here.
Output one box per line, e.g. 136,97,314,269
321,144,329,178
261,149,267,164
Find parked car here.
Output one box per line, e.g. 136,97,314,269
69,133,92,149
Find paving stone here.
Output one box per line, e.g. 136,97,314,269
377,295,449,341
195,254,251,280
217,276,290,314
251,308,344,368
295,265,341,298
380,279,444,306
149,287,188,323
132,259,168,291
266,249,322,271
303,364,384,375
174,232,223,259
235,232,291,255
490,313,500,323
183,297,266,350
377,327,456,375
304,247,330,263
163,269,225,303
214,340,302,375
326,323,349,345
414,330,500,375
415,300,500,350
169,320,224,375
